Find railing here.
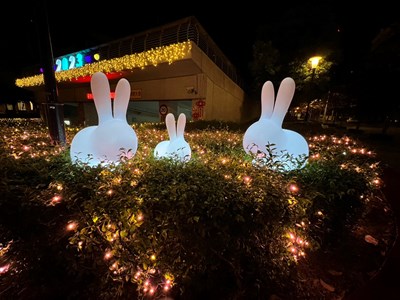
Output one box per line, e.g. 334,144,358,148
20,16,242,88
94,16,242,87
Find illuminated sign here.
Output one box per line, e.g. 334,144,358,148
87,92,115,100
86,89,141,100
51,50,100,73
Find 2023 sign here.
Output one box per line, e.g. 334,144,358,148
55,53,85,72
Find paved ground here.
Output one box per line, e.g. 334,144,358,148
345,167,400,300
329,124,400,300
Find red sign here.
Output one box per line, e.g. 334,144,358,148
196,100,206,107
86,92,115,100
159,105,168,115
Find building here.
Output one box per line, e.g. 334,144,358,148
0,85,39,119
16,16,256,126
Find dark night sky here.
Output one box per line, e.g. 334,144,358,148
1,1,399,91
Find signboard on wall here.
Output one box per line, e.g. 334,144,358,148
159,104,168,115
192,99,206,120
54,50,99,72
132,89,142,99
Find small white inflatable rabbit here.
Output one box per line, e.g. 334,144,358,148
154,113,191,162
243,77,309,171
70,72,138,166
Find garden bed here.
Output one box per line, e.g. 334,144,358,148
0,119,397,299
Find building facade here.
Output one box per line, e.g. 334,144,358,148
16,17,256,126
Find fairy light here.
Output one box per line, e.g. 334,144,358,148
111,262,118,270
243,176,251,185
286,231,309,261
310,153,320,159
0,264,11,274
16,41,192,88
150,254,156,261
1,119,385,297
134,271,141,279
66,221,78,231
289,184,299,193
51,195,62,204
104,251,113,260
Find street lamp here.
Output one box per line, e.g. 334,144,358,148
304,56,322,122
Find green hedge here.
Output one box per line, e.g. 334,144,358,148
0,119,382,299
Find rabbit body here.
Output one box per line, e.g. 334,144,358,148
70,72,138,166
154,113,191,162
243,77,309,171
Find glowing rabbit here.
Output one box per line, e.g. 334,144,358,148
70,72,138,166
154,113,191,162
243,77,309,171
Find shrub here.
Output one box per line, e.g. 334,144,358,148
0,119,383,299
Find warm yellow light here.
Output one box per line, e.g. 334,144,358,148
309,56,322,69
15,41,192,88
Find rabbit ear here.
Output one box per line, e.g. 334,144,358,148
271,77,295,126
113,78,131,122
165,113,176,140
176,113,186,137
91,72,113,124
260,81,274,119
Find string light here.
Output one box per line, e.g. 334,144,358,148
0,119,384,298
15,41,192,88
66,221,78,231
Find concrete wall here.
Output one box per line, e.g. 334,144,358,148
31,41,251,124
189,42,245,123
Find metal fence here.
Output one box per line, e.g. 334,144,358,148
91,16,242,87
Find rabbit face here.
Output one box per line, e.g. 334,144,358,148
154,113,191,162
70,72,138,166
243,77,309,171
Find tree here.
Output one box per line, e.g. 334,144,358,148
248,40,281,93
247,1,340,103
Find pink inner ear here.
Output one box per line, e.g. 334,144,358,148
261,81,274,119
165,113,176,140
91,72,113,124
271,77,295,127
177,113,186,137
113,78,130,121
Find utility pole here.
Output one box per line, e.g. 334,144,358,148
322,91,331,124
304,68,316,122
36,0,66,146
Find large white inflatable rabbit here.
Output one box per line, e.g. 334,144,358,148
243,77,309,171
154,113,191,162
70,72,138,166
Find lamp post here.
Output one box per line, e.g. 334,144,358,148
36,0,66,146
304,56,321,122
322,90,331,124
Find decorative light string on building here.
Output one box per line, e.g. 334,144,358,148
15,41,192,88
